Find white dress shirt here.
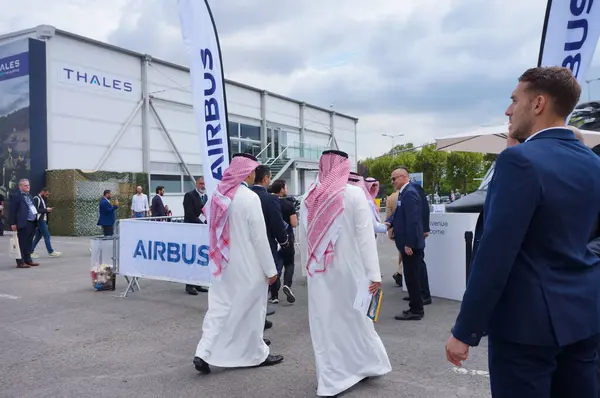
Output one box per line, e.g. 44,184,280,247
131,193,149,213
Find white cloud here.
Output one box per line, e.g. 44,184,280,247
3,0,600,159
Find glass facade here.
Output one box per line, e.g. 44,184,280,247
150,174,183,194
229,121,262,157
150,121,330,194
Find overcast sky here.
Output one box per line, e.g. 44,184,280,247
3,0,600,159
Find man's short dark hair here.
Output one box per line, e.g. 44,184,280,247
156,186,164,194
254,165,271,184
103,189,111,196
40,187,48,192
518,66,581,119
270,179,286,194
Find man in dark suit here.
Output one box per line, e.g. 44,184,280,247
151,186,167,219
183,176,209,295
389,167,425,321
97,189,119,236
9,178,40,268
446,66,600,398
250,165,289,307
402,181,432,305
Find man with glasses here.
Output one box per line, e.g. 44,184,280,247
388,167,426,320
9,179,40,268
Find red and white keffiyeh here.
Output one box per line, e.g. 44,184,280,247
364,177,380,200
304,151,350,276
349,175,381,222
208,154,259,277
348,174,371,200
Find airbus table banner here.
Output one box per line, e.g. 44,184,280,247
538,0,600,83
178,0,231,222
119,220,212,286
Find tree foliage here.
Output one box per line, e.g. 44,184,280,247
361,143,491,195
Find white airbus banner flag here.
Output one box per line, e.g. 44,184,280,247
178,0,230,221
538,0,600,84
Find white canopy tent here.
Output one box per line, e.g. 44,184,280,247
435,124,600,154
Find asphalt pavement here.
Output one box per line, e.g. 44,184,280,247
0,235,491,398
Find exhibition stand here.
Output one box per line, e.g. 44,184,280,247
403,212,479,302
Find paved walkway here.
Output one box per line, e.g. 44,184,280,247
0,236,491,397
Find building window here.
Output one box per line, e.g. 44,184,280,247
240,140,262,157
228,121,239,138
230,138,240,155
240,123,260,141
150,174,182,194
183,176,203,193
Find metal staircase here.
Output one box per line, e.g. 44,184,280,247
262,146,293,180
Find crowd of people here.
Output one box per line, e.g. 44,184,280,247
9,65,600,397
191,65,600,398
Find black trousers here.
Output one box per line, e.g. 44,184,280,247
489,334,599,398
420,253,431,299
16,221,36,264
269,251,284,299
102,225,114,236
401,249,424,314
280,239,295,287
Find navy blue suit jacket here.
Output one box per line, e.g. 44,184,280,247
250,185,288,263
391,183,425,251
9,191,33,229
97,197,118,226
453,128,600,348
412,182,430,233
151,195,166,217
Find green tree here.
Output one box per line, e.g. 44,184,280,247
445,152,486,193
414,144,447,193
362,142,490,195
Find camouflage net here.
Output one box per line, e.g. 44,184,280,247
46,170,148,236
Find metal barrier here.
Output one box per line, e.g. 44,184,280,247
114,215,190,297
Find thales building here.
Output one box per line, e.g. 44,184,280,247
0,25,358,236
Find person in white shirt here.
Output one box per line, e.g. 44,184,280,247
130,186,149,218
31,187,62,258
193,153,283,374
300,150,391,397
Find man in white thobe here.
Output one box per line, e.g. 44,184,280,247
300,150,392,397
348,173,387,235
193,153,284,374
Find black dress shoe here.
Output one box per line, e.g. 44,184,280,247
266,309,275,316
193,357,211,374
186,285,199,295
395,311,424,321
264,320,273,330
263,338,271,346
195,286,209,292
392,273,403,287
257,354,284,367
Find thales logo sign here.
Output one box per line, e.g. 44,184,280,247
0,59,19,75
0,52,28,82
62,67,133,92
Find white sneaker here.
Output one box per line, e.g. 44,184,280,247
282,285,296,304
269,298,279,304
49,251,62,257
30,252,39,259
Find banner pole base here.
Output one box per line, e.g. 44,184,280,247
120,276,141,298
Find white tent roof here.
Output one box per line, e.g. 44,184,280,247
435,124,600,154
